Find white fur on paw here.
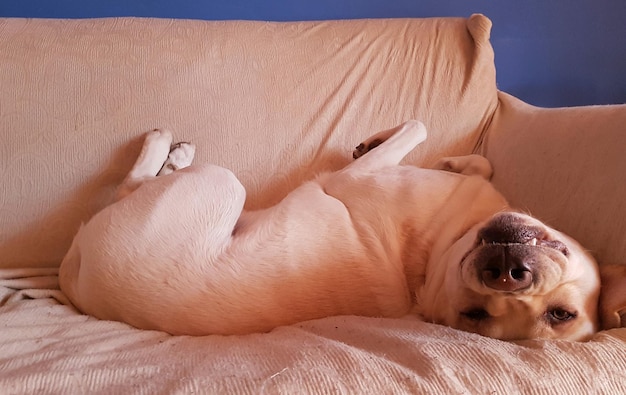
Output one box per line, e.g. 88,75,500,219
127,129,174,180
158,142,196,176
145,128,174,148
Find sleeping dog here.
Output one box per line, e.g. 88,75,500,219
59,121,603,340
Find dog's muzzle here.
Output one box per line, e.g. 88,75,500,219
473,213,568,292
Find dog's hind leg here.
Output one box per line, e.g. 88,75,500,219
116,129,195,200
350,120,427,171
158,141,196,176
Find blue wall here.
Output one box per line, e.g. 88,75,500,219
2,0,625,107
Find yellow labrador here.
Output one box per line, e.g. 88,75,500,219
59,121,604,340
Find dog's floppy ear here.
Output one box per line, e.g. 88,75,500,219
599,264,626,330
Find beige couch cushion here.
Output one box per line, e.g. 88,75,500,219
0,15,497,268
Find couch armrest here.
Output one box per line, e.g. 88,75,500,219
481,91,626,265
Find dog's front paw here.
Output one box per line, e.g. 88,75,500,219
352,138,384,160
158,142,196,176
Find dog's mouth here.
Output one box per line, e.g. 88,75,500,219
460,233,569,275
469,233,569,259
481,234,568,255
475,214,569,256
461,215,568,260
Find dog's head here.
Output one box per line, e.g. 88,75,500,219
431,211,601,341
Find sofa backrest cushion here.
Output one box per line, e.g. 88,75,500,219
0,15,497,267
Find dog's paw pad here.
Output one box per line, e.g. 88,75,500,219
352,138,384,160
158,142,196,176
352,143,366,160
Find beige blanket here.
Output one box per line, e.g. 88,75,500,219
1,268,625,394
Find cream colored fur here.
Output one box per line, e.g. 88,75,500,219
59,121,601,340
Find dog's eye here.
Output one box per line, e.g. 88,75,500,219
462,309,490,321
547,308,577,324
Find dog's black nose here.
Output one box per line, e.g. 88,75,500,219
476,213,543,292
480,245,533,292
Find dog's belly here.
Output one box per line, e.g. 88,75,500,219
63,168,414,335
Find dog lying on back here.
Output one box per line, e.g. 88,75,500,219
60,121,605,340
